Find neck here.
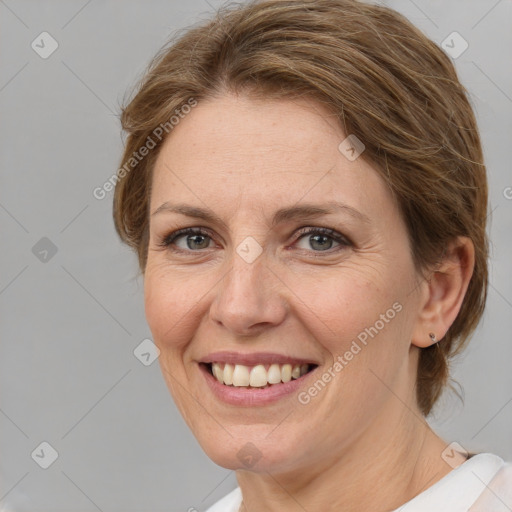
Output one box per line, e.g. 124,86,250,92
236,399,453,512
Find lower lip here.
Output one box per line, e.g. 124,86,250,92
199,363,316,406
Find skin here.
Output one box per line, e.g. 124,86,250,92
144,93,475,511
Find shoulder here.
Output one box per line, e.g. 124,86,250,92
204,487,242,512
396,453,512,511
469,455,512,511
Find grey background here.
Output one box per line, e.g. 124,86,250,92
0,0,511,511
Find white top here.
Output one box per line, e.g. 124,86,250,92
205,453,512,511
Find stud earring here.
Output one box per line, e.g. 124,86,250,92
429,332,437,343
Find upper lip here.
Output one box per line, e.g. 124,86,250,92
198,351,319,366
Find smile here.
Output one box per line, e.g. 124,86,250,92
198,354,319,406
207,362,314,388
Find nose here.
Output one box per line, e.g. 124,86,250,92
208,249,288,336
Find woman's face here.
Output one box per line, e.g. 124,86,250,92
145,93,426,473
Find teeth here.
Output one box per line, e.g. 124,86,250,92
249,365,268,387
232,364,250,387
212,363,223,382
268,364,282,384
281,363,292,383
223,363,234,385
210,362,310,387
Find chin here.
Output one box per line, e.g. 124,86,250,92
193,424,304,473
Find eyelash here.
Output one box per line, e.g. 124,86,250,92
156,226,352,255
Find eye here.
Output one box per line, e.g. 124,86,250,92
157,228,215,251
293,227,351,253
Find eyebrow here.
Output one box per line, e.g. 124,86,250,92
151,201,370,227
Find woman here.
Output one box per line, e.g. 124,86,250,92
113,0,511,510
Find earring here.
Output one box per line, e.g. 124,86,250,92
429,332,437,343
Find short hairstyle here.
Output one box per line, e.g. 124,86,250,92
113,0,489,416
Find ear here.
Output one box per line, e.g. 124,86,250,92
411,236,475,348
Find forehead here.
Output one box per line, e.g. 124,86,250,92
150,94,395,219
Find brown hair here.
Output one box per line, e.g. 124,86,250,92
113,0,489,416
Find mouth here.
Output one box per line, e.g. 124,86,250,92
197,351,320,405
200,361,318,389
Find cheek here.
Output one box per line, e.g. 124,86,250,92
288,265,411,370
144,268,206,350
144,269,204,421
292,267,390,333
292,272,412,422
